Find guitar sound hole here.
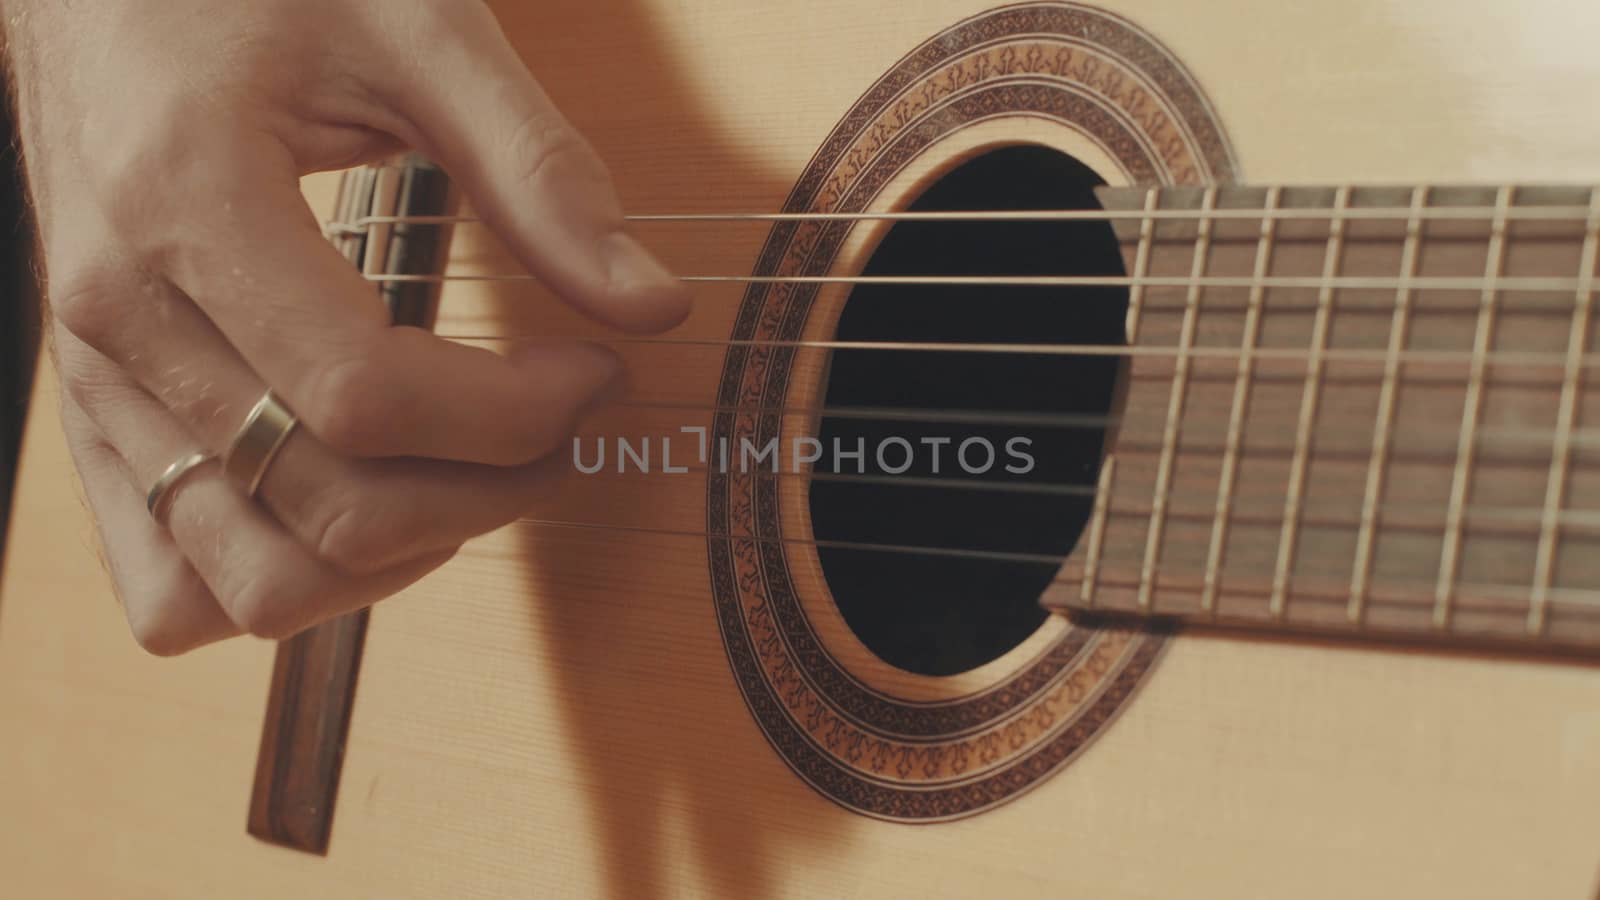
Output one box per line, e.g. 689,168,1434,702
809,145,1128,677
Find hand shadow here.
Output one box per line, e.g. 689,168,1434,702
475,2,856,896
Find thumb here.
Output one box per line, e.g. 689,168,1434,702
376,4,691,334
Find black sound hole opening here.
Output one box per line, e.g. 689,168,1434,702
808,145,1128,677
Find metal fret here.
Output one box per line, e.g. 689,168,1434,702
1270,186,1352,618
1434,186,1513,629
1527,188,1600,635
1078,457,1117,605
1138,186,1217,611
1083,189,1155,608
1062,182,1600,655
1123,188,1160,342
1348,186,1428,623
1202,187,1281,614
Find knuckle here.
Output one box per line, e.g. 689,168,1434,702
407,0,472,33
125,608,189,657
54,341,123,416
400,0,495,54
60,406,110,462
124,598,193,656
120,566,210,657
224,569,307,641
310,491,392,575
478,425,557,469
49,267,120,350
511,410,578,466
303,354,405,457
85,103,187,232
507,112,599,195
82,94,243,269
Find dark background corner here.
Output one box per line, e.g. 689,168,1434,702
1,58,41,577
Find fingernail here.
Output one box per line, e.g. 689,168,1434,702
511,341,624,414
603,231,680,293
584,361,628,415
569,343,627,416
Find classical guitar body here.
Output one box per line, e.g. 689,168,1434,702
4,2,1600,897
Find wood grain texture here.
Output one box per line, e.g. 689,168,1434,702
4,2,1600,898
247,610,371,853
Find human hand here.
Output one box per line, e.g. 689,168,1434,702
4,0,691,654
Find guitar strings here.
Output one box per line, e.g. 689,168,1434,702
557,387,1600,522
329,203,1600,227
437,332,1600,371
501,516,1600,611
476,337,1600,450
593,397,1600,452
442,334,1600,456
322,179,1600,621
554,460,1600,532
332,195,1600,615
371,272,1591,292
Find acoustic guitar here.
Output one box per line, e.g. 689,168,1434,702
5,1,1600,897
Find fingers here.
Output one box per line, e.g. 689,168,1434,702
55,294,568,575
29,0,688,659
183,166,621,465
52,204,615,467
166,475,455,639
66,3,688,465
259,437,567,576
374,2,692,333
60,345,455,644
61,397,240,656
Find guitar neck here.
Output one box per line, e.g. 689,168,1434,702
1052,183,1600,653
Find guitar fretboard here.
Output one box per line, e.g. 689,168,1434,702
1052,183,1600,653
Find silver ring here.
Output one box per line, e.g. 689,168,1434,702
224,391,299,498
146,452,215,523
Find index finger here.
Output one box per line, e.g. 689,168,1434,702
374,1,693,334
128,137,622,466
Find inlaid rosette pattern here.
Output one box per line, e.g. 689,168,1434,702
707,1,1239,819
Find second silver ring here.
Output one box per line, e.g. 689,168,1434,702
224,390,299,498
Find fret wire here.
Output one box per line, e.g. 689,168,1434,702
1434,186,1515,629
330,203,1599,229
375,272,1589,291
1124,188,1159,344
1077,457,1117,607
1528,188,1600,635
1271,186,1352,618
1202,186,1280,615
1138,186,1216,612
1349,186,1428,624
1082,186,1156,608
